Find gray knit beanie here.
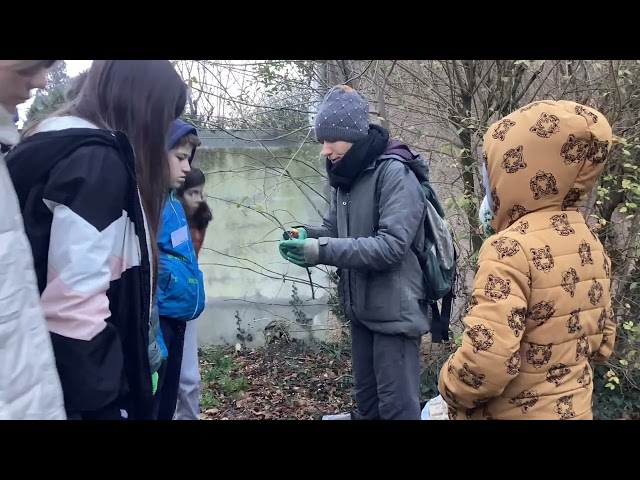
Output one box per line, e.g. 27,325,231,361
314,85,369,143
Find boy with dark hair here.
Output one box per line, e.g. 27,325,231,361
153,119,205,420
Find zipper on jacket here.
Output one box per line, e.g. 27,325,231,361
345,191,356,320
191,282,200,320
169,194,193,264
138,188,153,330
116,134,152,340
346,191,351,237
169,192,199,320
106,131,154,413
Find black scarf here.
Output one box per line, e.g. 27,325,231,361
326,124,389,190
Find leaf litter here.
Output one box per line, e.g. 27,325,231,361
198,336,354,420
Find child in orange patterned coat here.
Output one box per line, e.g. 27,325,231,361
438,100,617,420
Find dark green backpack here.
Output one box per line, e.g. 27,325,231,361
416,181,457,301
377,142,458,343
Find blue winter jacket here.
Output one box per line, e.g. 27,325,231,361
156,191,206,321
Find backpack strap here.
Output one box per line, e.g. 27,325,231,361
379,142,456,344
430,247,458,343
430,291,452,343
371,157,426,254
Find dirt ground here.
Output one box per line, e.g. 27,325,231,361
196,327,456,420
196,331,638,420
198,333,354,420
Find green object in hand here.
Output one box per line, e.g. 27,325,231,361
280,238,312,268
279,227,307,262
152,371,159,395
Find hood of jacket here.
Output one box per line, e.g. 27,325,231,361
483,100,613,233
168,118,198,163
5,116,133,203
375,137,431,184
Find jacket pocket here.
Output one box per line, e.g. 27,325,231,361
157,261,195,320
51,324,125,413
158,267,179,301
353,270,402,322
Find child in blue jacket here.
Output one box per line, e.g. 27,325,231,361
153,119,206,420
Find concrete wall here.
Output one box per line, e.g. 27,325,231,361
191,129,335,347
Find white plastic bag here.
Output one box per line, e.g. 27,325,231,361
322,412,351,420
321,398,450,420
421,394,449,420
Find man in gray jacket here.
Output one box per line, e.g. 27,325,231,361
279,85,430,420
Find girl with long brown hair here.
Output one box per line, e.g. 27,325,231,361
6,60,187,420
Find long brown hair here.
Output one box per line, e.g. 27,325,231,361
31,60,187,290
64,69,88,101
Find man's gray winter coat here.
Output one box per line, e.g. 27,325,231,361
304,150,431,338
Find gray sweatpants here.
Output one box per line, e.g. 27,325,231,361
174,319,201,420
350,320,422,420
